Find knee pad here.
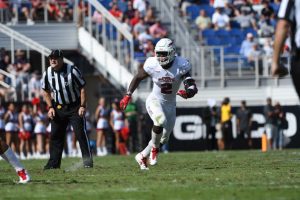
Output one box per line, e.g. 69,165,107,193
152,113,166,127
153,125,163,134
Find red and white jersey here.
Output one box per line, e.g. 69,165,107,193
143,56,191,102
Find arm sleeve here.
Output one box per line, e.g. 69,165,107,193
72,65,86,88
41,70,49,91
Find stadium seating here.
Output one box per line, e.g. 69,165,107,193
186,4,215,20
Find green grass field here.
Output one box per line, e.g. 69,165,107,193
1,150,300,200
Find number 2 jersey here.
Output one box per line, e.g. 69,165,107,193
143,56,191,102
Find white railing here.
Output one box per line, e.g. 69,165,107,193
0,23,74,101
84,0,135,73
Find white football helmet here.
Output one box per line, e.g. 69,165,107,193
154,38,176,67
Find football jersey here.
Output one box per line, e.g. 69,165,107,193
143,56,191,102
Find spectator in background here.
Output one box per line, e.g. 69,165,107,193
221,97,233,150
77,0,88,27
144,7,156,26
33,102,48,158
92,10,102,26
0,47,10,71
47,0,64,22
0,105,5,142
261,0,274,19
179,0,195,18
149,19,168,39
18,104,33,160
262,38,273,75
10,0,35,25
110,99,128,155
223,2,236,18
133,17,148,38
274,102,287,150
109,3,123,22
59,0,74,21
195,10,211,32
212,7,231,30
8,49,31,75
202,99,218,151
95,97,110,156
0,51,9,95
247,43,262,69
143,39,155,57
236,100,253,149
28,71,42,99
121,16,132,32
7,49,31,98
116,0,128,13
4,103,19,154
124,1,135,20
264,97,277,150
257,15,274,39
234,9,257,30
137,27,153,46
240,33,256,58
124,99,139,153
258,0,276,38
31,0,44,21
133,0,147,17
239,0,256,16
232,0,246,9
0,48,10,92
130,10,141,27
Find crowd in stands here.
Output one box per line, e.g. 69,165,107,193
90,0,168,62
0,0,75,25
179,0,287,73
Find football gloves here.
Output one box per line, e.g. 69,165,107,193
177,88,198,99
120,95,131,110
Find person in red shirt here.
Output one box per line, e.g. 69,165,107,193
130,10,141,27
109,3,122,21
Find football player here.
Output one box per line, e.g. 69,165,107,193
120,38,198,170
0,138,30,183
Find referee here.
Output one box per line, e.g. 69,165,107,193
41,49,93,169
272,0,300,98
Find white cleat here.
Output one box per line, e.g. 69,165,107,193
135,153,149,170
17,169,30,184
149,147,159,166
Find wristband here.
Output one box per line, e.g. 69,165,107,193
80,105,86,108
48,106,53,109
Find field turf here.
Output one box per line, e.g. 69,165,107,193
1,150,300,200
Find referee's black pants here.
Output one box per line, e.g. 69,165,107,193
45,103,93,168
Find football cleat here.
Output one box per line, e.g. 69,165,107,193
17,169,30,184
135,153,149,170
149,147,159,166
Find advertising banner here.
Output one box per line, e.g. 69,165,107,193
169,106,300,151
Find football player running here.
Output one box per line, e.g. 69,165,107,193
120,38,198,170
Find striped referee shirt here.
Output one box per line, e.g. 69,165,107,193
278,0,300,51
41,63,86,105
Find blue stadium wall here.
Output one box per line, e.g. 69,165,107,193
169,106,300,151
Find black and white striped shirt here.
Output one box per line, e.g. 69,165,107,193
278,0,300,51
41,64,86,105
